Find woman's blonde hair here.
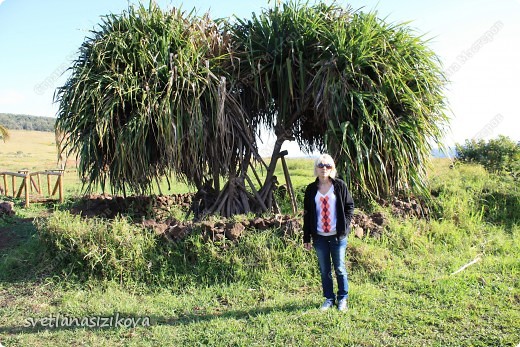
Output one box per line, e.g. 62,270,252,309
314,154,337,178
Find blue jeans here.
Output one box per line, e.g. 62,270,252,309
313,234,348,301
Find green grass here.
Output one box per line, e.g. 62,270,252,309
1,134,519,346
1,220,518,346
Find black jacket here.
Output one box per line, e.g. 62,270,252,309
303,177,354,243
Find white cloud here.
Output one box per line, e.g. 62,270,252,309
0,0,6,6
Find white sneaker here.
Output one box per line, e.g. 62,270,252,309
337,299,348,311
320,298,335,311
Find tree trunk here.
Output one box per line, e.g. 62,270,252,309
260,135,285,200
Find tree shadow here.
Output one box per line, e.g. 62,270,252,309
150,301,314,327
0,205,59,284
0,302,314,335
0,213,37,254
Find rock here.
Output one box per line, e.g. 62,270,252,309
370,231,382,239
207,227,225,241
354,227,364,238
369,226,383,239
153,223,168,235
213,233,226,242
283,218,301,236
371,212,388,226
272,219,282,228
142,219,167,235
168,224,188,240
252,218,269,230
200,221,216,233
0,201,15,216
142,219,157,228
225,222,245,241
353,212,370,229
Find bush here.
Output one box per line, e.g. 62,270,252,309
455,135,519,176
428,160,519,229
35,211,318,288
480,174,520,227
36,211,158,283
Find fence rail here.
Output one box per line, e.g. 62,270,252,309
0,169,64,207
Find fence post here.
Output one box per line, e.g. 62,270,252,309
24,174,30,207
37,173,41,194
58,174,64,203
2,174,7,195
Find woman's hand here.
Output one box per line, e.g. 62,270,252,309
304,243,312,251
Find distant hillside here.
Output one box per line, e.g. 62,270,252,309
0,113,55,132
431,147,456,159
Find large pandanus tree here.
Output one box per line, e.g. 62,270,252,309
55,4,259,203
56,1,448,217
231,2,448,201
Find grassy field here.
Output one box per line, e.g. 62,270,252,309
1,131,519,346
0,130,85,198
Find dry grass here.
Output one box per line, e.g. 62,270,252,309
0,130,83,196
0,130,60,171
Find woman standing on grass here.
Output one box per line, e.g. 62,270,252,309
303,154,354,311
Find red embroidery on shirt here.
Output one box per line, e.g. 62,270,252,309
320,196,331,233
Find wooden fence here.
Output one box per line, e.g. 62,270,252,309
0,169,64,207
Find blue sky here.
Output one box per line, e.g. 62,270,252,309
0,0,519,151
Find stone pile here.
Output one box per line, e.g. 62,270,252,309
351,211,388,239
142,214,302,243
69,193,429,243
72,193,194,219
382,196,429,219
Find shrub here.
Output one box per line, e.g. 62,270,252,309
480,174,520,227
428,160,519,229
455,135,520,176
36,211,158,284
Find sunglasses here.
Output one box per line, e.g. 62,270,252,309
317,163,333,169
